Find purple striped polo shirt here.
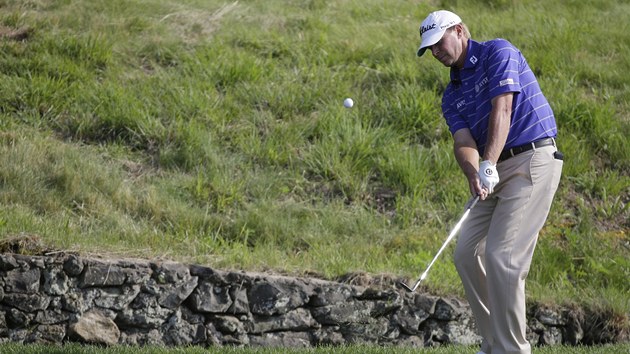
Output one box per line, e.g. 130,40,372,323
441,39,557,156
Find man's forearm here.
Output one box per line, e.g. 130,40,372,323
484,93,513,163
455,142,480,180
452,129,484,197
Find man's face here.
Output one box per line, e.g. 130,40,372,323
429,27,464,68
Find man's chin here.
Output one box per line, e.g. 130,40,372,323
438,58,453,67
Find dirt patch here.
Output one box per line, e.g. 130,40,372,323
0,233,50,255
336,271,406,289
158,2,239,43
0,26,32,41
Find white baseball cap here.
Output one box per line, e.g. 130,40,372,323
417,10,462,57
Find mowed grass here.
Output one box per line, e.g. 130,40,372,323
0,343,629,354
0,0,628,336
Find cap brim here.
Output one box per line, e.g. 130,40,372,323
416,29,445,57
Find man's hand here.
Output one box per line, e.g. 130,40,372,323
478,160,499,194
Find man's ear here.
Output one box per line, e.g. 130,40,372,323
455,24,464,37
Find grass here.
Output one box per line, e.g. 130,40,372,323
0,343,629,354
0,0,628,340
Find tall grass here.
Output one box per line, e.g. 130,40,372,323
0,0,628,323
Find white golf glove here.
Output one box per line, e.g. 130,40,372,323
479,160,499,194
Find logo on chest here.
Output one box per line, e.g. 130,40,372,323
456,100,466,110
475,77,489,93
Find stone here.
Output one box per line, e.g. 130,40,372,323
540,326,563,345
35,307,70,325
80,262,127,287
3,268,40,293
62,255,84,276
248,279,312,316
188,281,232,313
535,305,566,326
213,315,246,334
338,316,391,344
370,295,404,317
68,310,120,346
247,308,320,334
410,293,439,314
61,288,101,313
151,262,191,283
42,267,70,295
0,310,7,337
0,255,19,271
397,334,425,347
310,284,355,307
0,253,620,350
227,286,249,315
119,328,163,346
153,276,198,309
562,308,584,345
6,307,33,327
311,300,374,325
114,260,152,284
3,293,51,312
24,324,66,344
311,326,344,346
394,304,431,335
206,320,249,346
93,285,141,310
161,310,207,346
248,331,312,347
434,297,465,321
443,314,482,345
117,293,174,329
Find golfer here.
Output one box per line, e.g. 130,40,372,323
416,10,563,354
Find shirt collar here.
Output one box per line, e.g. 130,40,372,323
449,39,480,82
463,39,481,69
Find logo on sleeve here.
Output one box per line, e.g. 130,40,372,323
499,78,515,87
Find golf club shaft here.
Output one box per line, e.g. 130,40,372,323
401,195,479,292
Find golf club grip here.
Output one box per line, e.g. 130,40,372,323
466,195,480,210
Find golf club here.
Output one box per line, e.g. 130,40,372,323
399,195,480,292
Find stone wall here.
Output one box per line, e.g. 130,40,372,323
0,253,622,348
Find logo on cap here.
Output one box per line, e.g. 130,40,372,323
439,21,457,30
420,23,436,35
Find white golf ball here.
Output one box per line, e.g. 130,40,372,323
343,98,354,108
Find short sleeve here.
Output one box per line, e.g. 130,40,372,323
486,39,522,98
442,96,469,136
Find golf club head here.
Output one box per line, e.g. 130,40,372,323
398,281,419,292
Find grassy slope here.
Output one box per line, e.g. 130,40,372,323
0,0,628,323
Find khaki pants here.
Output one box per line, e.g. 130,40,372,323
454,145,563,354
